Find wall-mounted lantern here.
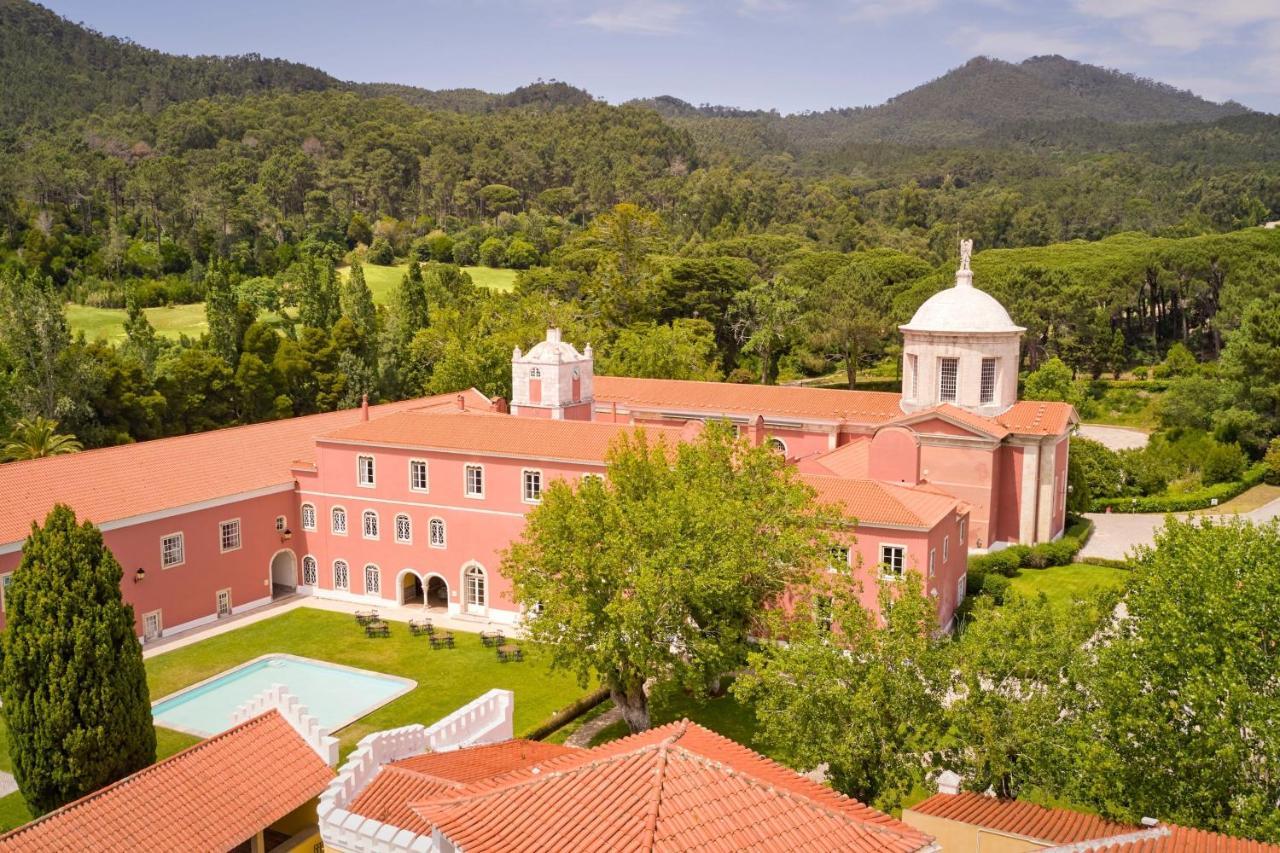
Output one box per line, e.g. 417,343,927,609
134,567,146,584
279,528,293,542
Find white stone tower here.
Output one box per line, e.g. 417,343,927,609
899,239,1024,417
510,329,595,420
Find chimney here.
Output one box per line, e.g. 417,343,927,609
490,396,509,414
546,328,561,344
749,415,764,447
934,770,962,796
456,394,466,412
360,394,369,422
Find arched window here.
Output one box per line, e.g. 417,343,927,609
464,564,487,613
364,564,381,596
275,515,287,532
333,560,349,590
301,503,316,531
395,514,411,543
302,555,318,586
331,507,347,535
362,510,379,539
529,367,541,378
429,518,446,548
767,437,787,456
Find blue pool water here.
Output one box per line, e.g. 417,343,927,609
152,655,414,737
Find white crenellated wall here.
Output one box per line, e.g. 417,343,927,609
317,689,515,853
232,683,340,766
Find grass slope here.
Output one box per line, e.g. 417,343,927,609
1006,562,1129,609
343,263,519,295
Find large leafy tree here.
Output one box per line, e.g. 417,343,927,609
733,569,948,811
0,505,155,814
1065,517,1280,841
503,422,832,732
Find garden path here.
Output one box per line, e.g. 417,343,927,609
564,706,623,748
1076,424,1149,451
1083,496,1280,560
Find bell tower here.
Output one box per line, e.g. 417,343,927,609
510,329,595,420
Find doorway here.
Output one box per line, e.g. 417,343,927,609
463,565,486,615
426,575,448,611
270,550,297,599
401,572,424,606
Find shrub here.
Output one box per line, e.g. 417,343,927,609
505,238,539,269
417,230,454,262
451,236,478,266
1201,441,1246,485
1089,464,1267,512
519,687,611,741
980,574,1011,604
969,548,1025,577
1024,357,1075,402
1081,556,1133,570
478,236,507,267
1264,438,1280,486
366,237,395,265
1023,539,1078,569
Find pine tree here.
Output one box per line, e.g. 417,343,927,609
395,260,430,332
203,261,240,366
297,258,340,329
0,505,156,815
121,294,160,373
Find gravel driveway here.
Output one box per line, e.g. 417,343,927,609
1083,497,1280,560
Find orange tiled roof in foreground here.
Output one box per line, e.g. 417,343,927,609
0,710,333,852
804,473,962,530
398,721,931,853
321,409,691,462
996,399,1077,436
907,792,1280,853
0,391,489,548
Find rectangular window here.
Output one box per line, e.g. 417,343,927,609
815,595,834,633
980,357,997,405
523,469,543,503
410,460,429,492
465,465,485,498
333,561,349,591
943,535,950,564
357,455,375,487
143,610,163,641
0,574,11,614
364,565,381,596
219,519,241,553
429,518,446,548
939,357,959,403
829,546,850,573
957,575,967,606
216,589,232,618
161,533,185,568
929,548,936,578
395,515,411,543
301,504,316,531
880,544,905,578
362,511,379,540
959,516,967,547
908,353,918,398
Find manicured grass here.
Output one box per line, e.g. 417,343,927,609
340,263,519,295
66,302,209,344
145,608,588,757
1193,483,1280,515
1006,562,1129,609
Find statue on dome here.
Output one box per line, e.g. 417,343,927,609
959,238,973,271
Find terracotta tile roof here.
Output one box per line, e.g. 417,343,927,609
406,722,932,853
907,793,1280,853
393,738,576,784
804,474,961,530
347,766,457,835
0,710,333,852
0,392,485,548
809,440,871,478
595,376,906,424
996,400,1077,436
321,410,688,462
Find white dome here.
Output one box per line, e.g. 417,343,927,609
516,328,590,363
900,277,1024,335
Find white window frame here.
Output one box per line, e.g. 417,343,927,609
364,564,381,596
0,573,12,614
908,353,919,398
829,545,850,573
980,357,997,405
938,357,959,403
394,513,412,544
357,454,376,488
218,518,242,554
464,464,485,499
142,609,163,641
333,559,350,591
409,459,429,493
216,588,232,618
301,503,316,531
275,515,287,532
362,510,380,540
879,543,906,579
959,516,967,547
943,535,950,564
331,506,348,536
928,548,936,578
161,532,185,569
429,517,446,548
767,437,788,456
957,574,967,605
302,555,318,586
522,468,543,504
464,563,487,612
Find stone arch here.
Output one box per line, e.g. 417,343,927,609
269,549,297,598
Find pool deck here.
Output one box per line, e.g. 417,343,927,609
143,596,523,660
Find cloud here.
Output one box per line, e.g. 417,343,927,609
737,0,800,16
1072,0,1280,51
578,1,690,33
955,27,1090,61
841,0,937,23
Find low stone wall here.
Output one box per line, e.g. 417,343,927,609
317,688,514,853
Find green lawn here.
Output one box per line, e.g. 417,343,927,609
66,302,209,344
342,262,519,295
0,608,588,831
1006,562,1129,608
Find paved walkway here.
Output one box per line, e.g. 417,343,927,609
1077,424,1149,451
565,706,623,748
1083,496,1280,560
143,595,520,660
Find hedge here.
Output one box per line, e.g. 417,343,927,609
1089,464,1267,513
1081,556,1133,570
519,687,611,741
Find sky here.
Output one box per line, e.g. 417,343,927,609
42,0,1280,114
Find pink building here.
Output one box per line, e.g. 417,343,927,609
0,246,1073,638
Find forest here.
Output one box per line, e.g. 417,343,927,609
1,0,1279,465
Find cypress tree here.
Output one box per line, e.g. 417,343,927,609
0,505,156,815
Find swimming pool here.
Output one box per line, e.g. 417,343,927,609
152,654,416,737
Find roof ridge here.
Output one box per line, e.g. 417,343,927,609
0,709,285,841
642,722,685,845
